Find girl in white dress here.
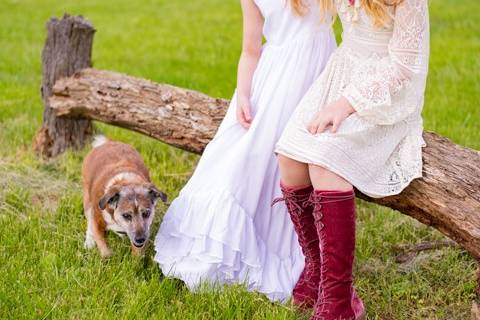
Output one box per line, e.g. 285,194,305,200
274,0,429,318
154,0,336,302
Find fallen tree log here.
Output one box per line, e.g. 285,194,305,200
50,68,228,154
49,68,480,259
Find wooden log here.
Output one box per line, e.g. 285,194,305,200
50,68,228,154
34,14,95,158
48,68,480,259
392,239,459,263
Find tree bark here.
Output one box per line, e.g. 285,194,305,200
392,239,459,263
50,68,228,154
34,14,95,158
49,68,480,259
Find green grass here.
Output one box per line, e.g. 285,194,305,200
0,0,479,319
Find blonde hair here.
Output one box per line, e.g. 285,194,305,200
291,0,310,15
292,0,403,27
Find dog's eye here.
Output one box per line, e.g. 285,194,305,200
142,209,151,219
122,213,132,221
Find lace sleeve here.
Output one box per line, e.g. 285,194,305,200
343,0,430,125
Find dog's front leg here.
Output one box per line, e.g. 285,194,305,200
91,221,112,258
84,207,97,249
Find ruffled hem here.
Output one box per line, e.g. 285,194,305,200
154,189,304,302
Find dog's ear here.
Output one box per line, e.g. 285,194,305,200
146,184,168,204
99,186,121,210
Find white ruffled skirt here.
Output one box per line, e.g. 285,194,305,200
154,31,336,301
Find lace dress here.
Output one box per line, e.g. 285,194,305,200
275,0,430,197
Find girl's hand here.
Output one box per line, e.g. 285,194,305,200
237,95,253,129
307,97,355,134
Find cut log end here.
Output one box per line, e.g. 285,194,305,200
35,14,95,158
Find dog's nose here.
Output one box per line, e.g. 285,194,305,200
134,237,146,246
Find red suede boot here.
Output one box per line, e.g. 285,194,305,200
310,189,366,320
273,182,320,308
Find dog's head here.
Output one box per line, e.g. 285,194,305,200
99,183,167,248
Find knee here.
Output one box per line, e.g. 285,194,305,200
309,164,353,191
277,154,299,170
277,154,306,169
276,154,310,186
277,154,305,176
309,164,329,177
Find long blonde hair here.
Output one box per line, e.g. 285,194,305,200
291,0,310,15
291,0,403,27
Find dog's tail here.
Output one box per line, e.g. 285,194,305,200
92,135,108,148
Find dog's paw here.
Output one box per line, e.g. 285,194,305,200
84,237,96,250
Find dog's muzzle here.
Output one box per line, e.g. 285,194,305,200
133,236,146,247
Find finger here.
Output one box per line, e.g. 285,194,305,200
237,108,249,129
241,108,252,128
240,118,250,129
306,122,312,133
331,119,339,133
243,105,252,123
236,107,243,122
315,120,329,134
308,120,319,134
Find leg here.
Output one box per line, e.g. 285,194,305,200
277,154,311,187
92,223,112,258
308,164,352,191
89,209,112,258
275,155,319,308
83,192,96,249
308,165,365,320
84,206,96,249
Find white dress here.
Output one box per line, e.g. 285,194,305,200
154,0,336,301
276,0,430,198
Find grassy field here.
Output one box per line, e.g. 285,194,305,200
0,0,479,319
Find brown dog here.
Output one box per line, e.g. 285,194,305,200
82,136,167,257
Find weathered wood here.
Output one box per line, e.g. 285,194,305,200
49,68,480,259
392,239,459,263
358,132,480,259
50,68,228,154
34,14,95,157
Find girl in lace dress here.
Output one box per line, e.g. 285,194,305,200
155,0,337,302
274,0,429,318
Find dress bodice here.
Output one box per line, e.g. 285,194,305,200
337,0,394,56
254,0,330,45
337,0,430,125
336,0,429,59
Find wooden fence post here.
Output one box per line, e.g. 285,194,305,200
34,14,95,157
